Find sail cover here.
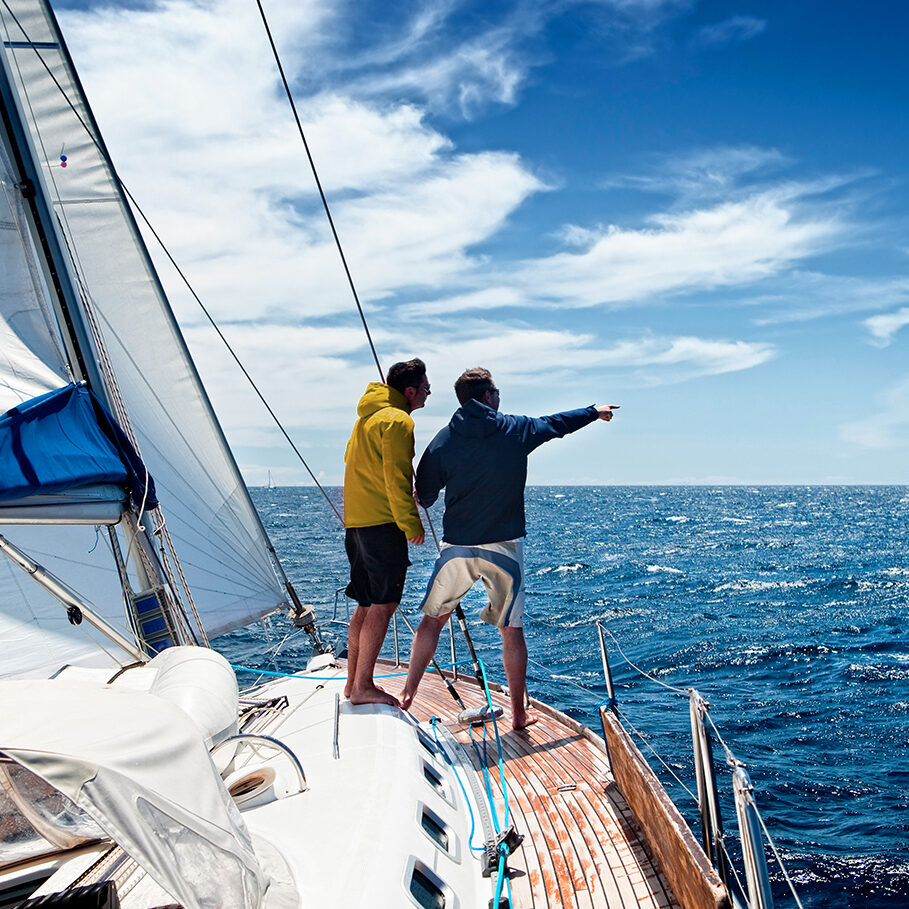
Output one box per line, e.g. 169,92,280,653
0,680,273,909
0,383,156,509
0,0,288,677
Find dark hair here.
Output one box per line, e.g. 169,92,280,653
454,367,494,404
386,358,427,394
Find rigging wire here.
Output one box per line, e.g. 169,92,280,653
614,705,699,804
752,799,807,909
253,0,384,383
118,186,345,526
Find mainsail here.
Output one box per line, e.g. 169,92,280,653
0,0,288,678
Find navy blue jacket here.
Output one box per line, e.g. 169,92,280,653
415,399,599,545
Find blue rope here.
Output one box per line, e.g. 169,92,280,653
230,659,474,682
468,724,500,834
475,657,511,829
430,716,485,853
493,845,507,907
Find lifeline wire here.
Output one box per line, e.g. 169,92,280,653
527,610,806,907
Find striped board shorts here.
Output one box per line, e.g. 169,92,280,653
420,539,524,628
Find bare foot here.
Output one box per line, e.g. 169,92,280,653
512,712,539,731
346,681,386,698
400,688,415,711
349,685,401,708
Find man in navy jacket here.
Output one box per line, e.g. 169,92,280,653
400,367,617,727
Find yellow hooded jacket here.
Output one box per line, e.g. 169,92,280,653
343,382,423,539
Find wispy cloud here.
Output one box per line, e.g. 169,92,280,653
513,186,848,309
185,319,773,441
604,145,789,202
864,307,909,346
591,335,775,374
839,375,909,449
751,274,909,326
692,16,766,49
64,1,546,325
50,0,899,486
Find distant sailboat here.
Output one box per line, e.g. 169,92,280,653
267,470,275,489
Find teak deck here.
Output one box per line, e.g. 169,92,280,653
377,659,685,909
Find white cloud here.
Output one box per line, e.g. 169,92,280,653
513,188,847,309
348,27,530,118
62,0,545,325
591,335,775,374
184,319,773,439
605,145,789,201
839,375,909,449
864,307,909,347
751,274,909,325
692,16,766,49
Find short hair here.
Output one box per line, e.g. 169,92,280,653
454,367,494,404
386,358,427,394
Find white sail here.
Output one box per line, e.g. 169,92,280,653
0,0,287,678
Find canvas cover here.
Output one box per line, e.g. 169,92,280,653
0,680,276,909
0,384,155,508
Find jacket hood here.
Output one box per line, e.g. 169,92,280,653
357,382,409,418
449,398,501,439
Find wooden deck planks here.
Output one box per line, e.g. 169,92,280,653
383,660,682,909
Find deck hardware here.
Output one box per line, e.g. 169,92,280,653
488,898,509,909
458,704,504,726
210,733,308,794
481,826,523,877
333,692,341,759
67,605,82,625
596,621,618,710
557,783,576,791
733,762,775,909
689,688,729,888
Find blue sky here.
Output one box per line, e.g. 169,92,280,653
57,0,909,484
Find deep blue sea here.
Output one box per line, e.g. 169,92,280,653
217,486,909,909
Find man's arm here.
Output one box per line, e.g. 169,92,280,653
517,404,618,452
381,420,424,542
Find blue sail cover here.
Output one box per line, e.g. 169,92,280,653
0,385,157,508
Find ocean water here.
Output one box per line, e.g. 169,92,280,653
217,485,909,909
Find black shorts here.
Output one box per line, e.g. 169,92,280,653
345,523,411,607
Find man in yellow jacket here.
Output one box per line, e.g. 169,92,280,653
343,358,429,706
